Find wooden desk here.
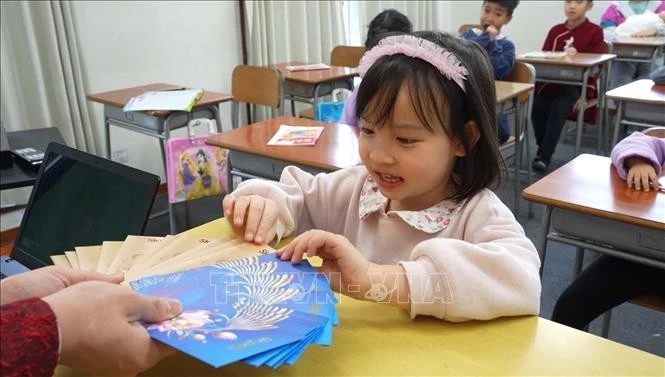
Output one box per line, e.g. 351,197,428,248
523,154,665,276
205,116,360,190
270,62,357,117
517,53,616,155
87,83,233,234
606,79,665,147
495,81,535,217
608,36,665,65
54,217,665,377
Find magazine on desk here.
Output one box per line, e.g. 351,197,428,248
267,125,325,146
48,233,338,369
521,51,568,59
123,88,204,112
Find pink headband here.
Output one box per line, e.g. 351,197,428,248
357,35,468,92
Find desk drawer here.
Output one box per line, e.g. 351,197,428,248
612,45,656,60
532,63,584,82
229,151,328,180
284,79,353,101
551,208,665,261
105,106,218,133
624,102,665,126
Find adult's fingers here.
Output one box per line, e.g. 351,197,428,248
49,266,123,286
126,294,182,323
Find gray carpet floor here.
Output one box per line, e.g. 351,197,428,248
144,124,664,357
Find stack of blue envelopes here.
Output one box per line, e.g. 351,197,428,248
129,253,338,369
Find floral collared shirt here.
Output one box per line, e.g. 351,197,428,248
358,175,465,234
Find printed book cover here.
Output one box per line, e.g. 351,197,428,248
267,125,325,146
130,254,336,368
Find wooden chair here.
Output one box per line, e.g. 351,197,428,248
499,61,536,217
331,45,366,68
299,46,365,120
458,24,481,34
231,65,284,129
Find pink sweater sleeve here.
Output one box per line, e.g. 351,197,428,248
610,132,665,180
399,191,541,322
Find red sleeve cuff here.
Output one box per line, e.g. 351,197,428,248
1,297,59,377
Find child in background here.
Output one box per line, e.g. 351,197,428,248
552,130,665,329
460,0,520,145
339,9,413,127
601,0,665,89
224,31,541,322
531,0,605,172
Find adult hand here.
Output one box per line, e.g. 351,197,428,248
626,161,658,191
0,266,122,305
223,194,279,244
486,25,499,40
43,281,182,376
276,230,373,299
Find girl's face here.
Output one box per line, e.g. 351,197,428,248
359,85,466,212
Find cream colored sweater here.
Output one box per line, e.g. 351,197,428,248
230,166,541,322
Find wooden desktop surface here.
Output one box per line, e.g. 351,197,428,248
605,79,665,104
495,81,534,104
517,52,616,67
610,35,665,47
87,83,233,115
270,62,358,84
53,218,665,376
205,116,361,171
522,154,665,231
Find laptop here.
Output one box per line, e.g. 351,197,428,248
1,142,160,278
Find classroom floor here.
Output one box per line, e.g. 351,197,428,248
145,123,664,358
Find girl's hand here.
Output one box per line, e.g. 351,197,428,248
626,160,658,191
276,230,372,300
43,281,182,377
223,194,279,244
0,266,122,305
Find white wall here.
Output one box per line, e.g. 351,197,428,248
72,0,242,179
446,1,612,53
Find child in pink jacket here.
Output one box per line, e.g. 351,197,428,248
224,31,541,322
552,129,665,330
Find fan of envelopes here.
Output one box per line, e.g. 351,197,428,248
51,234,338,369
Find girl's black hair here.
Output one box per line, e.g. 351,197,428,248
355,31,505,201
365,9,413,49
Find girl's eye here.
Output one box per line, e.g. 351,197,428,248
360,127,374,135
397,137,417,144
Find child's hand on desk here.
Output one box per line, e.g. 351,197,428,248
43,281,182,376
625,157,659,191
0,266,122,305
277,230,372,300
223,194,279,244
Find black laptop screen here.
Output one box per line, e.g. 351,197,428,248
12,143,160,269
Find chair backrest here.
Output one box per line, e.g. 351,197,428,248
231,65,284,128
232,65,282,108
503,61,536,104
330,45,366,68
643,126,665,138
458,24,481,34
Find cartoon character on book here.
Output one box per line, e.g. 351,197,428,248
177,151,197,189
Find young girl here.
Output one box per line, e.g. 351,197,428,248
552,130,665,329
601,0,665,90
223,31,541,322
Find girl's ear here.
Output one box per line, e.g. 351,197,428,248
455,121,480,157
